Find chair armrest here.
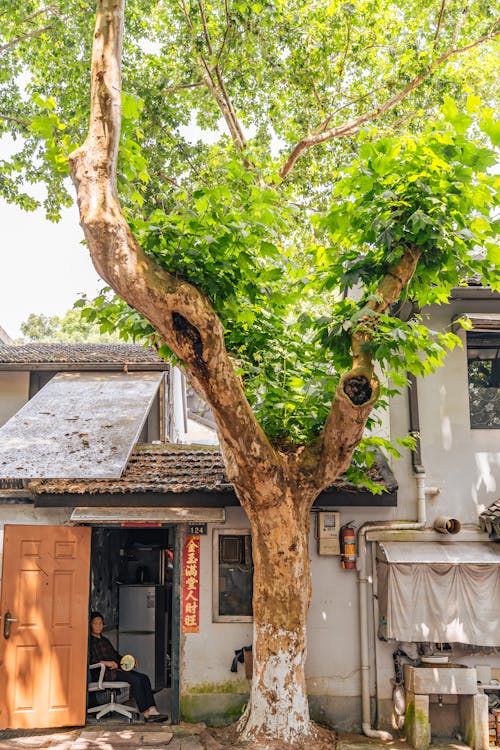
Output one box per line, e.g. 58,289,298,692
89,662,106,689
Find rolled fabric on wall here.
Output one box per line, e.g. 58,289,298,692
434,516,461,534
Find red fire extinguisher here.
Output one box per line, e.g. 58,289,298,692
340,523,356,569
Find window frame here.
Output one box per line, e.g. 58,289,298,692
466,329,500,430
212,528,253,623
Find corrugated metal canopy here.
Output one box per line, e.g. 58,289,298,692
378,541,500,564
0,371,162,479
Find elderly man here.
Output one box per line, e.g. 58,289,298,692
89,611,167,722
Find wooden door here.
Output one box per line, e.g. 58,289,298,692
0,525,91,729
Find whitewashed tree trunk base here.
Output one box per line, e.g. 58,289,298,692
238,626,312,743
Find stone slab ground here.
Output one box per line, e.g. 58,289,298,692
0,724,204,750
0,725,476,750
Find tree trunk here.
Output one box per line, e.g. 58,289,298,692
237,489,316,743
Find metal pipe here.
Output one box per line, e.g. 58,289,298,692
358,472,427,740
434,516,461,534
358,367,431,739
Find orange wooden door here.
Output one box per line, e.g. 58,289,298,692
0,525,91,729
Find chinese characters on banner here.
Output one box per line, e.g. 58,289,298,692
182,535,200,633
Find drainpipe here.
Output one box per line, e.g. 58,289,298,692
358,373,427,740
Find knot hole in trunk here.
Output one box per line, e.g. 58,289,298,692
172,312,207,374
343,374,372,405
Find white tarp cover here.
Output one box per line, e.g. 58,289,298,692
377,542,500,646
0,371,162,479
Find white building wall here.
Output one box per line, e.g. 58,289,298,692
379,295,500,724
391,298,500,524
182,506,253,691
181,505,397,728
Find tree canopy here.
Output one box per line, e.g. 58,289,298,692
18,309,120,342
1,0,499,212
1,0,499,743
1,0,499,448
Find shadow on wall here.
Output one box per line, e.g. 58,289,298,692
473,451,500,509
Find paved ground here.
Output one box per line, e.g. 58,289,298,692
0,724,205,750
337,734,470,750
0,724,474,750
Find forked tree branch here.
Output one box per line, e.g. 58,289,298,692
279,26,500,179
69,0,280,499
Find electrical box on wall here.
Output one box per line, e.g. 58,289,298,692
317,511,340,555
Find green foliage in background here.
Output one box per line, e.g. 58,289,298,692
19,309,120,343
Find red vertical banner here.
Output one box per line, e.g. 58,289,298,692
182,535,200,633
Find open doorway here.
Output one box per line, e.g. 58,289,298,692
89,525,177,720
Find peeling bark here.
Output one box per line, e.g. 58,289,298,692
68,0,277,499
237,491,314,743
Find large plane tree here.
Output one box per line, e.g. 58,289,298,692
1,0,499,744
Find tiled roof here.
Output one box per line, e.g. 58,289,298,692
28,444,397,498
479,499,500,542
29,445,232,495
0,343,168,369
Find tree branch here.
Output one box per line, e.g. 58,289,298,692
313,85,387,135
179,0,247,150
215,0,233,65
0,112,30,127
452,5,470,48
197,0,214,54
298,245,421,493
433,0,447,50
69,0,277,497
279,26,500,179
21,6,60,24
0,25,54,54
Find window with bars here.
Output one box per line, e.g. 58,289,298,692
212,530,253,622
467,331,500,429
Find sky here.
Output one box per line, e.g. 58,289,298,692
0,128,104,339
0,196,103,339
0,118,224,341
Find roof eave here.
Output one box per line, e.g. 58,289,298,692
0,362,168,372
450,286,500,301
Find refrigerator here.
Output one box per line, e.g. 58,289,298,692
118,584,167,690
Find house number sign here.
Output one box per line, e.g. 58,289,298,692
188,523,207,535
182,535,200,633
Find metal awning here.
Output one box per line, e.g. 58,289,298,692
0,371,162,479
70,507,225,523
378,541,500,564
377,542,500,646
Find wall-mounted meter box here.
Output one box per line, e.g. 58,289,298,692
317,511,340,556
